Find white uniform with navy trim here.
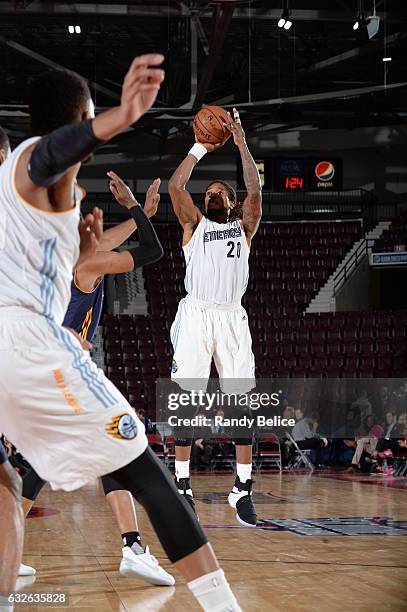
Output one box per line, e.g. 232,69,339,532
0,138,146,491
171,217,255,393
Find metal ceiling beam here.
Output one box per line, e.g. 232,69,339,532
231,8,406,23
179,15,198,109
301,31,403,74
191,14,209,56
0,2,183,16
0,34,121,101
0,3,405,23
235,82,407,108
194,3,235,108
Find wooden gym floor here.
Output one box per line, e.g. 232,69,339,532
18,471,407,611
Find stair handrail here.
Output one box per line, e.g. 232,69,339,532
333,237,376,296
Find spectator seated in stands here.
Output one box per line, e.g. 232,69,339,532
346,422,384,473
211,408,226,435
291,408,328,468
356,413,376,437
329,408,359,466
375,410,398,453
277,402,295,466
136,407,155,434
371,414,407,475
191,438,213,471
396,411,407,431
350,390,372,430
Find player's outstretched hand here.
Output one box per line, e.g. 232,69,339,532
107,170,138,208
77,207,103,265
119,54,165,126
225,107,246,148
144,178,161,218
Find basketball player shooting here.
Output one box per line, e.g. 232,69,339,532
168,107,262,527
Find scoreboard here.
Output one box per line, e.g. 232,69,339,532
275,158,306,191
238,157,343,191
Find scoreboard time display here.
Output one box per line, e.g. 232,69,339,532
237,157,343,191
275,158,306,191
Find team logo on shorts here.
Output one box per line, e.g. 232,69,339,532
171,359,178,373
106,413,138,440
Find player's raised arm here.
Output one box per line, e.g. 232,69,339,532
227,108,262,242
167,149,204,228
96,172,161,252
16,54,165,207
78,200,163,282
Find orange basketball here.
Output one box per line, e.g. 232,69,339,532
193,105,231,145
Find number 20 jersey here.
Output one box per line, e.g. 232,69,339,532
183,217,249,306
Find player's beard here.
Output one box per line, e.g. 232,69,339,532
206,194,228,222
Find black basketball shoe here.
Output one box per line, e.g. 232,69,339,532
228,476,257,527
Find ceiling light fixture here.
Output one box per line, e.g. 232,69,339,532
277,2,292,30
353,0,364,31
366,1,380,39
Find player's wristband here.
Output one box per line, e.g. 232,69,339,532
188,143,207,162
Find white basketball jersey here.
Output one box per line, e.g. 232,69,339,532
183,217,249,305
0,137,81,325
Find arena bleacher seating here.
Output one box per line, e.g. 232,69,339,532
373,212,407,252
103,221,407,416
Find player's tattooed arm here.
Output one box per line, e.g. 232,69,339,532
228,108,262,242
96,173,161,252
168,156,203,229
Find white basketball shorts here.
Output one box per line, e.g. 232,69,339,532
0,308,147,491
170,295,255,393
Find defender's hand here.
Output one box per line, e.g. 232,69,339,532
65,327,93,351
78,207,103,263
144,178,161,218
226,107,246,148
119,54,165,125
107,170,138,208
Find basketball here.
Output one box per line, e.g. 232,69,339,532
193,105,231,145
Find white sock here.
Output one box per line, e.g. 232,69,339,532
175,459,190,480
188,569,242,612
236,463,252,484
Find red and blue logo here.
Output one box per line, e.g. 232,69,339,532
315,161,335,182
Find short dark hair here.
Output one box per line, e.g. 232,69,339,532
0,125,10,151
29,69,91,135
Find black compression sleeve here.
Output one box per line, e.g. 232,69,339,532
28,120,102,187
22,468,46,501
128,205,164,268
111,447,207,562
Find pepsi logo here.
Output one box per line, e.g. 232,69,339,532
315,161,335,182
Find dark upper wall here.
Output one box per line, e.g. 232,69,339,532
78,124,407,203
